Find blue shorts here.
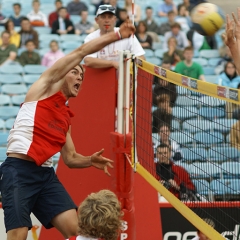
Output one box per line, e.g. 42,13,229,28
0,157,77,232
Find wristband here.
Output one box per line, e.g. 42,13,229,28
116,30,122,40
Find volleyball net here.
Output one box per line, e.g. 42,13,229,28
117,51,240,239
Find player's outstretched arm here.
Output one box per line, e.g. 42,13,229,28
61,128,113,176
27,19,135,101
223,8,240,74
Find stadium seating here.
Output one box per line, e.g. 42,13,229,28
154,49,165,59
5,118,15,130
222,162,240,179
199,49,220,59
198,107,225,119
23,74,41,85
24,65,47,74
11,95,25,106
147,57,161,66
192,58,208,66
0,65,23,74
172,107,198,120
0,74,23,84
175,96,200,107
0,119,5,131
39,34,60,42
1,84,28,95
170,131,194,145
61,41,81,50
203,67,216,75
208,58,221,67
181,148,208,162
0,147,7,162
209,147,240,162
210,179,227,197
0,132,9,146
0,106,19,120
194,132,224,145
200,96,225,107
205,75,218,84
0,95,11,106
183,119,212,133
60,35,82,42
192,179,210,195
144,49,154,58
212,118,237,134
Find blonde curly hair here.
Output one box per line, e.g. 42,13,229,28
78,190,123,240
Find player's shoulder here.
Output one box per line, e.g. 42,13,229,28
84,29,101,42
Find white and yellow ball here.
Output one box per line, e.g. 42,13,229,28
191,3,225,36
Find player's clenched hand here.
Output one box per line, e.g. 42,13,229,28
119,17,135,39
91,149,113,176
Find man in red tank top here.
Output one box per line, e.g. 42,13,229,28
0,17,135,240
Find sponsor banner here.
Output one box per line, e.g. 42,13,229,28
154,66,167,78
160,205,239,240
181,76,198,90
217,86,239,101
135,58,143,67
181,76,190,87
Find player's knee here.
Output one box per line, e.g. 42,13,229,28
7,227,28,240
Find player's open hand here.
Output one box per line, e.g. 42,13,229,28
119,17,135,39
91,149,113,176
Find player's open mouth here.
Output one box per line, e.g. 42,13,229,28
74,83,80,91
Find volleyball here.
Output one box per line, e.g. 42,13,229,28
191,3,225,36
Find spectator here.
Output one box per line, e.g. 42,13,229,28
158,0,177,17
142,6,159,34
163,37,183,66
175,4,190,32
84,4,145,69
155,143,195,200
159,11,176,36
75,10,94,35
181,0,191,11
52,7,75,35
67,0,88,16
163,22,189,51
116,8,128,28
152,93,172,133
187,29,217,52
191,218,215,240
153,61,177,106
155,123,182,161
175,46,206,81
217,61,240,88
135,21,153,49
0,31,18,66
18,40,41,66
125,0,141,24
27,0,48,27
9,3,25,27
0,10,8,26
19,17,39,49
48,0,70,28
41,40,65,68
109,0,121,19
2,19,21,48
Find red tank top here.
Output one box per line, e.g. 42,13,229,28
7,91,74,166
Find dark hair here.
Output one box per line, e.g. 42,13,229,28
162,60,171,65
157,143,170,150
159,122,170,132
136,20,148,33
171,22,181,29
32,0,40,4
4,19,14,31
55,0,62,3
25,39,35,45
21,17,30,22
145,6,153,10
183,46,194,52
177,3,186,13
1,31,10,37
13,3,21,8
119,8,127,13
167,10,175,15
58,6,67,12
50,40,59,45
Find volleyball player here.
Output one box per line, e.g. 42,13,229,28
0,19,135,240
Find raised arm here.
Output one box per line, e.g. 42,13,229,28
223,9,240,74
26,20,135,101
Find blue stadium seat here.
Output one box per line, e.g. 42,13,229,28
38,48,50,57
152,42,163,50
23,74,41,85
147,57,161,66
176,86,191,96
0,74,23,84
0,95,11,106
194,132,224,145
0,147,7,161
1,84,27,95
171,120,180,131
144,49,154,58
11,95,25,106
212,118,237,134
210,179,227,195
61,41,81,50
199,107,225,119
0,65,23,74
208,58,221,67
172,106,198,120
181,148,208,162
5,118,15,130
155,17,168,25
40,40,52,49
175,96,200,107
199,49,220,59
24,65,47,74
0,132,8,146
205,75,218,84
70,15,81,24
0,106,19,120
192,58,208,66
170,131,194,145
222,162,240,179
226,179,240,195
192,179,210,195
209,147,240,162
0,118,5,130
154,49,165,59
183,119,212,133
203,66,215,75
60,35,82,42
39,34,60,42
200,96,225,107
34,27,51,34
